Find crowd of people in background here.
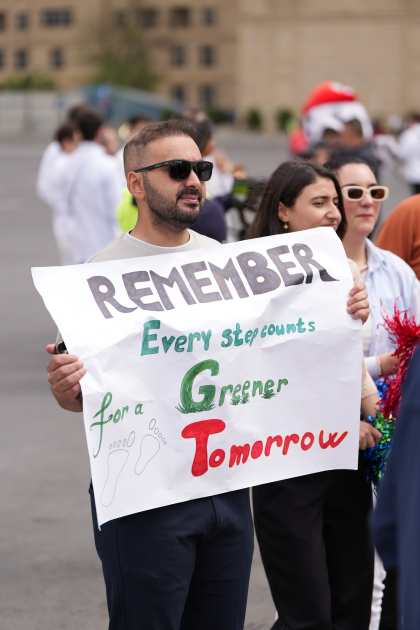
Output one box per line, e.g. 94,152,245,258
37,98,420,630
37,98,420,267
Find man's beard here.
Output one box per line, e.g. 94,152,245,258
143,175,204,232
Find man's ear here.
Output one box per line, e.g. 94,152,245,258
278,201,289,223
127,172,146,201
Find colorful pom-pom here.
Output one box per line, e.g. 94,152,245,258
364,410,395,490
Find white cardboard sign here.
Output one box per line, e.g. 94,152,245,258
32,228,362,526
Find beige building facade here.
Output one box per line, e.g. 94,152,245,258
237,0,420,129
0,0,420,129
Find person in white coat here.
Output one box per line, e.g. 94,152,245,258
36,120,81,265
59,109,121,264
398,112,420,195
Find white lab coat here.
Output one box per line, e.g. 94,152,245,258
59,141,121,264
205,154,234,198
36,141,62,207
36,141,75,264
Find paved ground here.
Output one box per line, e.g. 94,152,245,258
0,132,411,630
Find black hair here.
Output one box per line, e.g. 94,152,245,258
172,108,213,154
67,104,89,124
128,114,151,127
77,109,104,141
407,112,420,123
123,118,197,175
55,120,77,143
324,155,373,174
247,159,347,240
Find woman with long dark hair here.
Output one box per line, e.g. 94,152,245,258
249,159,380,630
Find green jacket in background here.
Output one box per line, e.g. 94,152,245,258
117,187,213,233
117,187,138,233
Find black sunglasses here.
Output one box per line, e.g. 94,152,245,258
135,159,213,182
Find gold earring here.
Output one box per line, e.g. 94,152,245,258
284,223,288,230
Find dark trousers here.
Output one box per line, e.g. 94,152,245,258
411,184,420,196
253,456,374,630
89,485,254,630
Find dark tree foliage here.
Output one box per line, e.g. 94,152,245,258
89,4,159,90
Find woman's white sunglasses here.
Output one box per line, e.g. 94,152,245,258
341,185,389,202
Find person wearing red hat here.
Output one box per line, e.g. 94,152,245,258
303,81,373,148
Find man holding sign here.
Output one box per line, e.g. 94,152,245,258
41,120,369,630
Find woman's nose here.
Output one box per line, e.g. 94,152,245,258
360,192,374,207
327,202,341,218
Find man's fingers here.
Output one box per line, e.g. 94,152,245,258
46,353,81,374
46,344,56,355
49,366,86,392
48,360,84,380
68,383,82,397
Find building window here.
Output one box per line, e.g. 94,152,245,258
171,46,186,67
200,45,215,66
200,85,215,107
172,85,186,102
15,49,28,70
202,8,215,26
41,10,72,27
115,11,127,28
0,51,5,69
16,13,29,30
139,9,157,28
0,14,6,31
170,8,190,27
50,48,64,69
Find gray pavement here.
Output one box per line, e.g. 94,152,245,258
0,133,411,630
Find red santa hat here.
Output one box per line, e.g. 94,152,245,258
302,81,357,113
302,81,372,144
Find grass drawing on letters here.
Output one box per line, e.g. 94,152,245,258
176,359,219,414
262,390,276,400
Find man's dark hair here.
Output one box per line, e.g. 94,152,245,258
247,159,347,241
407,112,420,124
124,119,197,176
344,119,364,138
324,155,371,173
67,104,89,124
128,114,151,127
55,121,77,143
77,109,104,141
172,108,213,154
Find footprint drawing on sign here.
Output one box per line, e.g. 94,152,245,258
135,434,160,475
101,431,135,507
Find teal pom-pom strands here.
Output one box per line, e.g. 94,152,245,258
364,409,395,490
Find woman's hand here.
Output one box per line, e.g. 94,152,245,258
378,352,399,376
359,420,382,450
347,281,369,323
